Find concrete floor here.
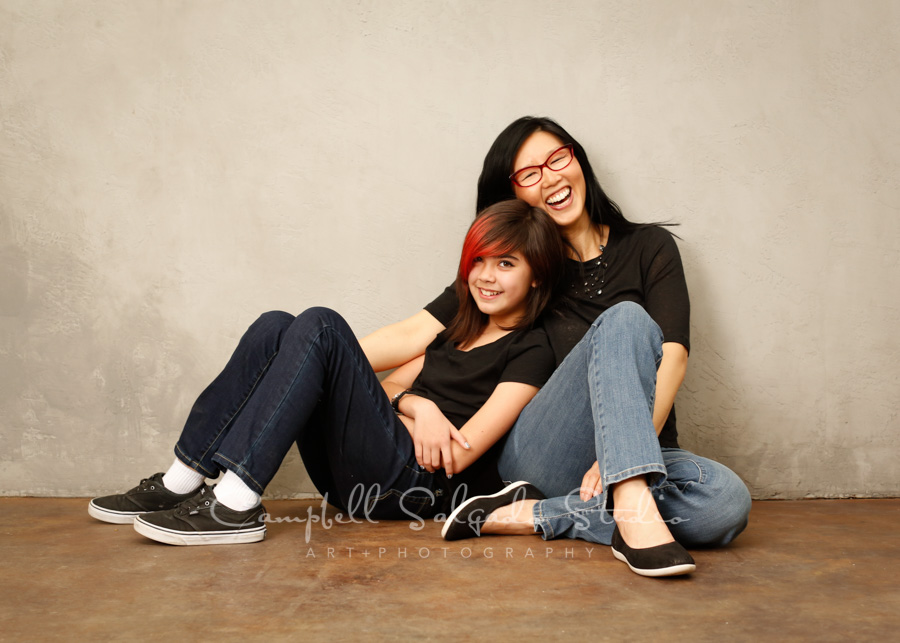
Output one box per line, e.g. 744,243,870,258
1,498,898,641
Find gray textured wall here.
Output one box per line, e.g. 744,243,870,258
2,0,898,499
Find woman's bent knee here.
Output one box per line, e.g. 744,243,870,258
663,453,752,548
595,301,652,328
689,474,751,547
591,302,663,349
694,480,751,547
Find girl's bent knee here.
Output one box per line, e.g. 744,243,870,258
291,307,355,342
249,310,295,339
297,306,346,328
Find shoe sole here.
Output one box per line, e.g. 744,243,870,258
441,480,531,540
88,501,142,525
610,547,696,577
133,516,266,546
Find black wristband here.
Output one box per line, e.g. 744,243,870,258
390,389,414,415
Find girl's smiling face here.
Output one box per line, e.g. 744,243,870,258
511,130,589,230
468,252,536,327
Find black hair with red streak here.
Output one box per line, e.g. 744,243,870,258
446,199,566,347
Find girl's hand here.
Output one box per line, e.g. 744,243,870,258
580,460,603,501
407,398,469,475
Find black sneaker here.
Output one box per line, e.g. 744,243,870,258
88,473,203,524
441,481,546,541
133,485,267,546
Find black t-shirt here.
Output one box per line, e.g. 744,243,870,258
425,225,688,448
412,327,555,429
413,327,555,504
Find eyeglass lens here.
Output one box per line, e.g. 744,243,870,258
512,146,573,187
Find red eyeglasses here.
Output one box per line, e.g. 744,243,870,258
509,144,575,188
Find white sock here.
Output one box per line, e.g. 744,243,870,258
213,470,261,512
162,459,205,495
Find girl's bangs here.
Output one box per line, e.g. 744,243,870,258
459,219,522,279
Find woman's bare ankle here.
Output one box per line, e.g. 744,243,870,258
611,476,674,549
481,499,538,535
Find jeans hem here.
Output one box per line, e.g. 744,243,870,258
534,501,555,539
533,460,667,541
174,443,219,479
603,463,667,487
211,452,266,494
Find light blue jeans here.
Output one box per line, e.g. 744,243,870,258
497,302,752,547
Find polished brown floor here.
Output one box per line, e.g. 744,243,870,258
1,498,898,641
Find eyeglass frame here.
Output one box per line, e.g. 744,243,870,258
508,144,576,188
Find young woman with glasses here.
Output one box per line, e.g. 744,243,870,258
89,200,564,546
368,117,752,577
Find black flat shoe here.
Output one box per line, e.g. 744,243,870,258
610,525,696,577
441,481,545,541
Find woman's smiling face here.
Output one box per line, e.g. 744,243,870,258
511,130,589,230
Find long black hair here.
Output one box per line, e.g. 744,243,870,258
476,116,666,235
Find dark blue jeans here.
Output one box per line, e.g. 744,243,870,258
173,307,438,519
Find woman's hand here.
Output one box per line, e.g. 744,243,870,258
580,460,603,501
405,397,469,475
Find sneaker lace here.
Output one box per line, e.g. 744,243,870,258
135,476,161,493
174,485,213,516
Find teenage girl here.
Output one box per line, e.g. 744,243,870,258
88,199,566,545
